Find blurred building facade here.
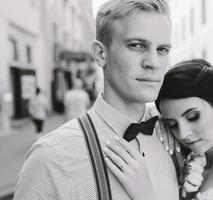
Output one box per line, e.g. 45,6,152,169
0,0,94,134
51,0,95,113
170,0,213,66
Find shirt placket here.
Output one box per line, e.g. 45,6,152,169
136,134,146,156
136,133,160,199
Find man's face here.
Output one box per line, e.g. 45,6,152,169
104,12,171,105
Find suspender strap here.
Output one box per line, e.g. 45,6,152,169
78,113,112,200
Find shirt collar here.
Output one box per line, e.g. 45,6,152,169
93,92,147,137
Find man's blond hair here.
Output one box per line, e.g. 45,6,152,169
96,0,170,47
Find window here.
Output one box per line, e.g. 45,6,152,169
9,38,18,61
26,45,32,63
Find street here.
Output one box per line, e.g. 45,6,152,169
0,113,65,199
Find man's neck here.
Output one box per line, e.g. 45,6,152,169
102,92,146,122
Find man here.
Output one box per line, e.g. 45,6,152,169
13,0,179,199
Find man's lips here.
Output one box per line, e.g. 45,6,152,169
135,78,160,82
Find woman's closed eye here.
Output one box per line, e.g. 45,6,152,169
186,111,200,122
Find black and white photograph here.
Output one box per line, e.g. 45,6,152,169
0,0,213,200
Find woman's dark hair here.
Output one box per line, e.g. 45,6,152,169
155,59,213,113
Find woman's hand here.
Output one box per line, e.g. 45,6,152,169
155,119,181,155
145,105,180,155
103,136,158,200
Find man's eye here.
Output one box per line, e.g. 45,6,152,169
157,47,170,55
187,112,200,122
128,43,146,50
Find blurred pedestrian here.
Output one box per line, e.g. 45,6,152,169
28,87,49,139
64,78,90,122
84,64,97,104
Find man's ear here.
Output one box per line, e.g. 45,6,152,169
91,40,107,68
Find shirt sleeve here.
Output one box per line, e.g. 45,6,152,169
13,143,78,200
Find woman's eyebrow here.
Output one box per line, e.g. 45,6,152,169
181,108,198,117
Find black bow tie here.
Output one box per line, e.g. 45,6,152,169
123,116,158,142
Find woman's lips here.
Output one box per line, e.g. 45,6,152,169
186,139,202,146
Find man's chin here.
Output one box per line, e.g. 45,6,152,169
134,97,157,104
141,94,158,103
138,89,159,102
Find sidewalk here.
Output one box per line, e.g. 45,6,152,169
0,113,65,199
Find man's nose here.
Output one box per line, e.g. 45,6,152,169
141,50,160,70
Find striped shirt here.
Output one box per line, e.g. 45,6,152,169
13,93,179,200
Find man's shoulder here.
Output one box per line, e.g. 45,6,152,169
29,119,86,159
43,118,83,142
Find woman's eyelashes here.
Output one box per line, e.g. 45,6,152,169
186,111,200,122
164,111,200,130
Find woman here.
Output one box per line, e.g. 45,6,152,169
104,59,213,200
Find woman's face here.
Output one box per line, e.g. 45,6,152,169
159,97,213,155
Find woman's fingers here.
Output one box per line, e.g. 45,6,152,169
114,136,143,160
104,140,136,168
104,137,159,200
106,137,141,160
104,156,125,181
167,128,174,155
156,119,181,154
174,139,181,153
158,119,169,152
155,120,164,143
105,149,157,200
103,146,128,172
104,137,145,173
